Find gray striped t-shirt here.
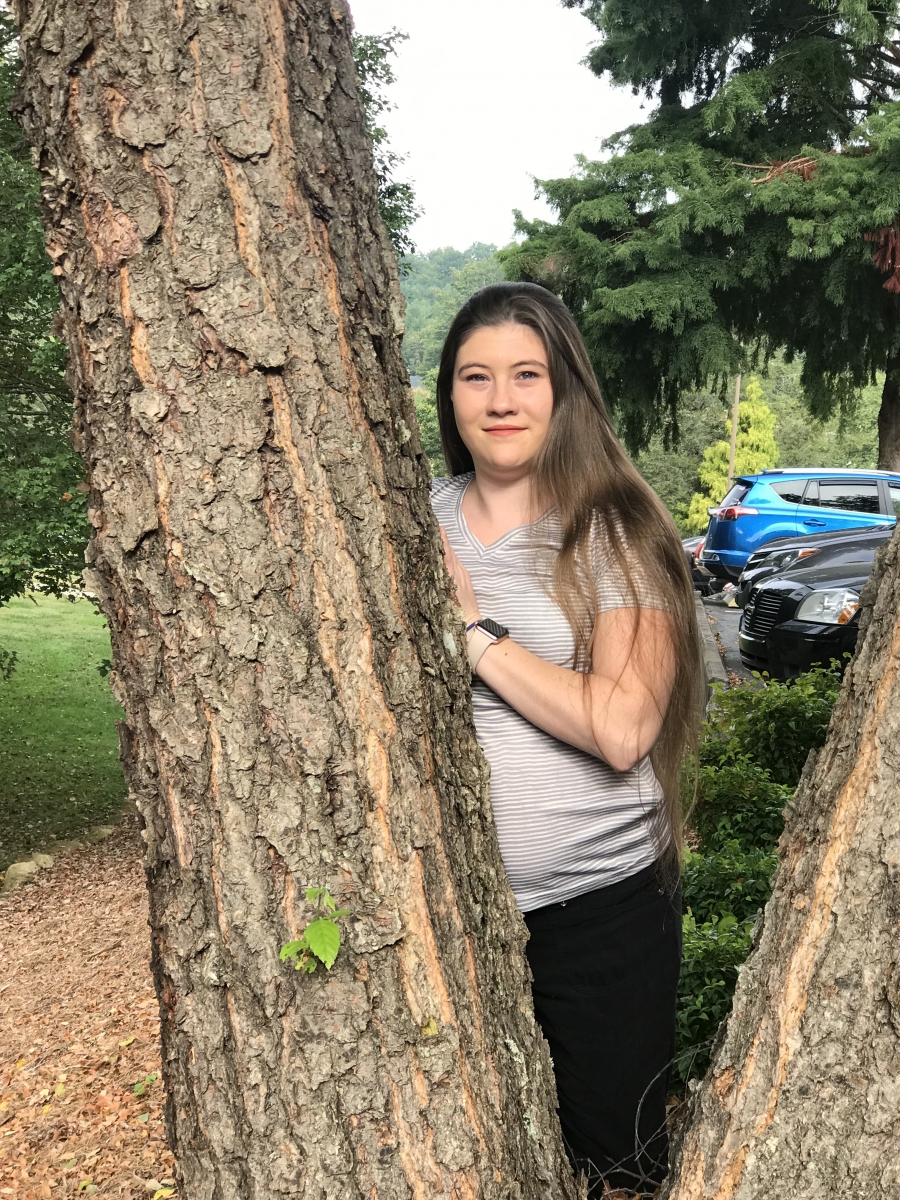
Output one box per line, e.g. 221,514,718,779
431,473,666,912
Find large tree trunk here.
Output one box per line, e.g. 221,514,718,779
663,524,900,1198
877,353,900,472
11,3,577,1197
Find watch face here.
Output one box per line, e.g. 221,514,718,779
478,617,508,640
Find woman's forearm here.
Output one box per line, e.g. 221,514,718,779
473,631,667,771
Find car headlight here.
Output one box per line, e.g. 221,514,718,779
764,548,820,572
795,588,860,625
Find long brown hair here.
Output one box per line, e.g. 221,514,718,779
436,282,702,859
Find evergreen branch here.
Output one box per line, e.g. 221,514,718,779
852,74,895,103
869,44,900,69
732,156,820,184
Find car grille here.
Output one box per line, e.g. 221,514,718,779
743,589,788,638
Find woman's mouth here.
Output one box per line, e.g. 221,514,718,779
485,425,525,436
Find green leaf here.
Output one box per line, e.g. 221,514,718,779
304,918,341,969
305,886,325,903
280,940,305,962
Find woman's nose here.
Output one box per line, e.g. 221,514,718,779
487,384,516,414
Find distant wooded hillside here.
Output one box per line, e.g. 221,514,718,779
400,243,503,376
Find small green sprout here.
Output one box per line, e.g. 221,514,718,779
280,886,351,974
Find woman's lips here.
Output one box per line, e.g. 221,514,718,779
484,426,525,436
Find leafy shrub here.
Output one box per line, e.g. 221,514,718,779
682,843,777,927
676,844,775,1078
690,756,791,856
676,912,754,1078
701,666,841,786
675,667,840,1080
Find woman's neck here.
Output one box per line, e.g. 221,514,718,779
462,470,541,545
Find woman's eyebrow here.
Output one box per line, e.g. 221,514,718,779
456,359,547,372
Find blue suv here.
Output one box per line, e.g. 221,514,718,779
698,469,900,581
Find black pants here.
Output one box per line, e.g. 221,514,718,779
524,860,682,1197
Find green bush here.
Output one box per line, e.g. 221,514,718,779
676,913,754,1077
690,756,791,856
675,667,840,1080
676,843,775,1078
682,843,777,927
701,666,841,786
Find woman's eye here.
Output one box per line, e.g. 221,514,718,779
518,371,539,380
463,373,489,382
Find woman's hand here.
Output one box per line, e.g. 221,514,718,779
440,527,480,624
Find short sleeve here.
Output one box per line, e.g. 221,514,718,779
589,513,665,611
429,474,468,525
429,476,455,500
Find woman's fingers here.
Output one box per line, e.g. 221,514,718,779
439,527,479,622
440,526,460,573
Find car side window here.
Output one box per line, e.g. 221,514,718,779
809,481,881,514
769,481,804,503
890,484,900,516
800,481,818,506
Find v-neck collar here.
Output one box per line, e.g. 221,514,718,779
455,476,547,557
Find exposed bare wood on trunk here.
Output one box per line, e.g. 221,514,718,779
11,2,578,1196
663,524,900,1199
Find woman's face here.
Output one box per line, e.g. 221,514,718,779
451,323,554,477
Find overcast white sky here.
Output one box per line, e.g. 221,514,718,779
348,0,646,253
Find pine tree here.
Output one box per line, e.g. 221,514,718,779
505,0,900,468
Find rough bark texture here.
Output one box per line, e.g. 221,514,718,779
663,524,900,1200
11,4,578,1198
877,354,900,472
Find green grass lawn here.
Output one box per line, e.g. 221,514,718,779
0,594,127,873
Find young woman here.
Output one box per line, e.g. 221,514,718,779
430,283,702,1197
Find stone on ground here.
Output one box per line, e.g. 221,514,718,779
85,825,116,843
2,860,41,892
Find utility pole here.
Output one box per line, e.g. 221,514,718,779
726,373,742,489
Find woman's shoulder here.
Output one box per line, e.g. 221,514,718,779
429,472,472,517
588,509,663,610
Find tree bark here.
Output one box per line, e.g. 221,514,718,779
11,3,577,1197
877,354,900,472
662,523,900,1199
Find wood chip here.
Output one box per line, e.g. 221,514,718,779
0,818,176,1196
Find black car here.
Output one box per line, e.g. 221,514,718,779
734,524,892,608
739,560,871,679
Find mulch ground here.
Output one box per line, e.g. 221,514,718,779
0,819,175,1198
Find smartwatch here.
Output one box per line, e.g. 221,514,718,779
465,617,509,671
